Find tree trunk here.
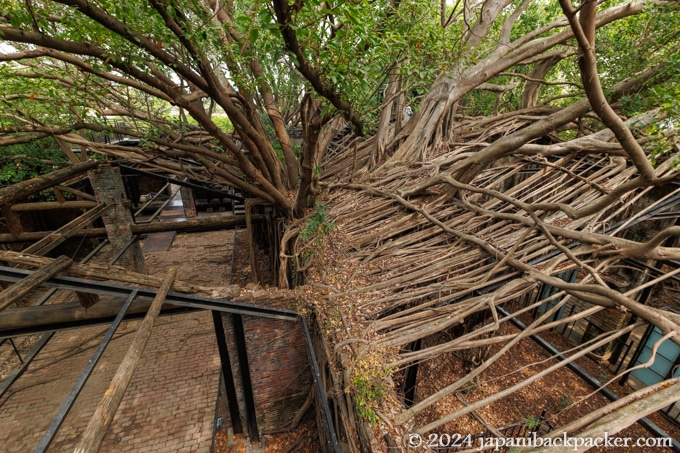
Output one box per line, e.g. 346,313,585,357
521,54,564,108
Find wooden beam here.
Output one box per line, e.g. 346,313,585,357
0,298,173,332
57,185,98,202
74,268,176,453
0,250,234,296
53,186,66,203
0,161,99,206
22,204,111,256
10,201,99,211
76,292,100,308
55,136,83,165
0,255,73,311
0,214,259,243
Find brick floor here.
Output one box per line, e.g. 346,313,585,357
0,229,235,452
0,311,220,452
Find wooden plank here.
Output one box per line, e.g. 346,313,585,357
0,161,99,206
10,201,99,211
141,231,176,253
0,214,259,243
0,250,231,296
74,268,177,453
0,255,73,311
22,204,111,256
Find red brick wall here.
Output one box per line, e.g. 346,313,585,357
220,313,312,434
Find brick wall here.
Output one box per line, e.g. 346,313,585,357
220,313,312,434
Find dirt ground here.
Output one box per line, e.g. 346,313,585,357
409,321,679,453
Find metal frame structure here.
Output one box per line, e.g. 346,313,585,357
0,266,341,453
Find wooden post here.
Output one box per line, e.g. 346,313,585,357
0,255,73,311
74,268,177,453
0,161,99,206
90,165,146,273
2,205,23,236
180,186,197,217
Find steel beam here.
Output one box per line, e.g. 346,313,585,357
0,266,298,323
212,311,243,434
0,332,54,399
34,291,138,453
232,314,259,444
0,265,340,453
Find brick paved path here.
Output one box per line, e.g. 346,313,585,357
1,229,235,452
0,312,220,453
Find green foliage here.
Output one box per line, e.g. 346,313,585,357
349,347,394,426
351,373,385,425
557,394,573,412
0,138,69,200
257,112,284,163
211,115,234,134
1,0,679,211
523,416,542,429
299,202,334,242
292,202,335,285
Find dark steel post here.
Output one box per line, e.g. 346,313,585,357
232,313,259,444
614,341,634,375
211,310,243,434
299,318,341,453
618,323,654,386
403,339,421,407
9,338,23,363
34,290,138,453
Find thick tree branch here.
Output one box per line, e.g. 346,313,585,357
271,0,364,135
